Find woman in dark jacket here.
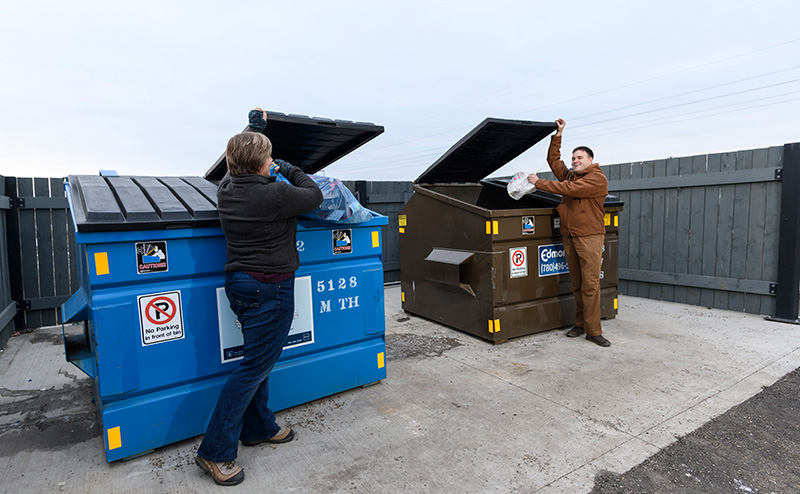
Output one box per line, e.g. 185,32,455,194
196,110,323,486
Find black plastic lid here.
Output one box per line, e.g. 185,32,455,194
414,118,557,184
204,111,384,181
68,175,220,233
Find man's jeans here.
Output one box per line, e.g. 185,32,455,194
198,271,295,462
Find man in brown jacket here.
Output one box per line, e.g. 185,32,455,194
527,118,611,347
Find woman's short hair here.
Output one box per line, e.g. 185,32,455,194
226,132,272,176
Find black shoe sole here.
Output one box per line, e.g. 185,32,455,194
586,336,611,347
242,428,295,446
566,328,585,338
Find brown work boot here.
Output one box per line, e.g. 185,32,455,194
195,455,244,486
242,427,295,446
565,325,585,338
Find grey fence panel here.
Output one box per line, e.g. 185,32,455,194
607,143,785,317
343,180,413,283
0,176,14,348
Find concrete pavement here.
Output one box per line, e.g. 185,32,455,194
1,285,799,493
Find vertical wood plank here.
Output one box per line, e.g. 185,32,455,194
701,154,721,309
760,146,783,316
0,176,13,347
628,162,643,297
34,178,57,327
714,152,737,309
51,177,71,324
744,148,769,314
638,160,654,298
616,163,632,295
673,157,694,304
650,159,667,300
661,157,680,302
686,155,706,306
729,150,753,312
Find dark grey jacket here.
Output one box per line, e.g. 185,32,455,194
217,167,323,273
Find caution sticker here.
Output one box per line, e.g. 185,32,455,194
509,247,528,278
136,241,168,274
137,290,184,345
522,216,535,235
333,229,352,255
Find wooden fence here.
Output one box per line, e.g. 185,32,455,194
1,176,80,342
2,142,799,344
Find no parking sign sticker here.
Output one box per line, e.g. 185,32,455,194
138,290,184,345
509,247,528,278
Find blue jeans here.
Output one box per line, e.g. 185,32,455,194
198,271,295,462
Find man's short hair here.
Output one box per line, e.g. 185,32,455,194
572,146,594,160
226,132,272,176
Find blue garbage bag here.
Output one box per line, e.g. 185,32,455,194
275,173,373,224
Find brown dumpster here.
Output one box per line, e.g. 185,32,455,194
399,118,623,343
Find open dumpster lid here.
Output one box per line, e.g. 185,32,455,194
67,175,220,233
414,118,557,184
204,111,384,181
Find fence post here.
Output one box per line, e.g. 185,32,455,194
3,177,25,331
767,142,800,324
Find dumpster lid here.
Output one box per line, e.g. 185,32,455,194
414,118,557,184
67,175,220,233
204,111,384,181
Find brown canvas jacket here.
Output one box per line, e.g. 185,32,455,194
534,135,608,237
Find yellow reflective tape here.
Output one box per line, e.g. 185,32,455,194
401,291,405,302
604,213,611,226
372,231,380,248
377,352,385,369
614,298,618,310
614,216,619,227
493,221,499,235
486,221,491,235
107,426,121,450
399,227,405,234
494,319,501,333
398,214,407,227
94,252,109,276
488,320,494,333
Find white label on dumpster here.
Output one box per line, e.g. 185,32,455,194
509,247,528,278
216,276,315,363
138,290,185,345
539,244,569,277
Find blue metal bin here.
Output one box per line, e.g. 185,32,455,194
61,113,387,462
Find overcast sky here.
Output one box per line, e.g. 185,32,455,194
1,0,799,182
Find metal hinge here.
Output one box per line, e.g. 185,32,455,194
775,168,783,180
769,283,778,295
16,300,32,311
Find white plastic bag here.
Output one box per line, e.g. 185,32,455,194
507,172,536,200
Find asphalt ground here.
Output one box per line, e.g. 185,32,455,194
590,365,800,494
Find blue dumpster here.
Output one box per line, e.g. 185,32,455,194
61,113,387,462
